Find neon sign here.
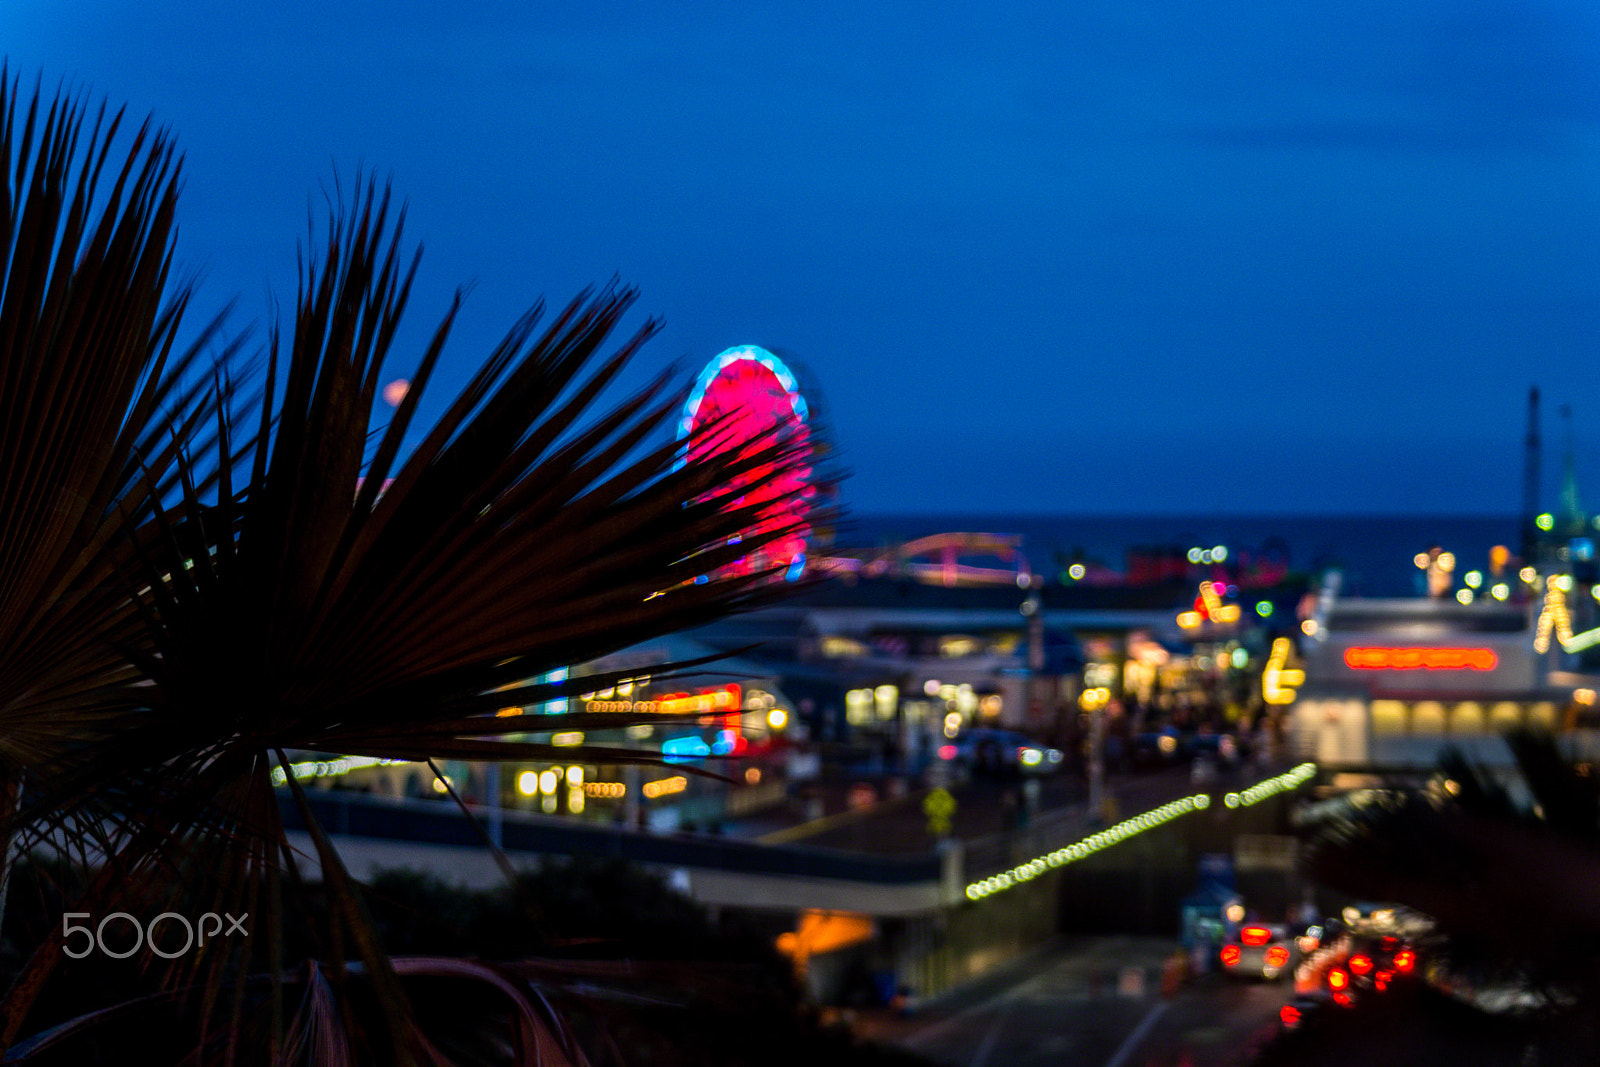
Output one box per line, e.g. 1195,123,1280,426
1530,575,1600,653
1262,638,1304,705
1178,582,1241,629
1344,647,1497,671
583,684,741,715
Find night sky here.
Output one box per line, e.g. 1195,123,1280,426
14,1,1600,515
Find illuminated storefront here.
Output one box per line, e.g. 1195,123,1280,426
1289,598,1563,768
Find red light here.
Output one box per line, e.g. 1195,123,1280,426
1266,946,1290,968
1344,647,1497,671
1374,970,1392,991
1279,1005,1301,1028
1220,945,1241,966
1393,950,1415,973
1349,954,1373,976
938,745,956,760
1332,991,1353,1007
1241,926,1272,946
1328,969,1349,991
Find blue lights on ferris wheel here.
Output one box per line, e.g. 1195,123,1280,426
678,345,810,439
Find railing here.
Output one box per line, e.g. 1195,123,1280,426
280,790,943,886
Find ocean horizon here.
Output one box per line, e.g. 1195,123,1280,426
836,512,1536,598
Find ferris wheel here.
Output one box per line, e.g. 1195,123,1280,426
679,345,813,580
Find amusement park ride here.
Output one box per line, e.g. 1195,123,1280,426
679,345,821,583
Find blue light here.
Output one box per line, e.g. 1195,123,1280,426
710,729,738,756
679,346,809,445
662,736,710,763
785,553,807,581
694,574,709,585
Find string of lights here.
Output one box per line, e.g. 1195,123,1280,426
963,762,1318,902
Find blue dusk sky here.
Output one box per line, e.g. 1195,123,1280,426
12,1,1600,515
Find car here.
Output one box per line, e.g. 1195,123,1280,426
938,728,1062,779
1278,992,1331,1031
1297,928,1420,1003
1220,922,1295,981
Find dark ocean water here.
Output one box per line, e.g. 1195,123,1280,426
840,514,1527,597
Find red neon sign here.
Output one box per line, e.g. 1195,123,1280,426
1344,647,1497,671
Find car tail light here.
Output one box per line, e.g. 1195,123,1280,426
1349,954,1373,976
1393,949,1415,973
1241,926,1272,946
1332,991,1353,1007
1374,970,1392,991
1328,968,1349,991
1279,1005,1301,1028
1266,946,1290,968
1221,945,1241,966
938,745,956,760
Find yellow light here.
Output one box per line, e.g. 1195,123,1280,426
539,770,558,794
1177,611,1202,629
431,777,449,794
1226,904,1245,924
1456,589,1473,605
551,731,584,746
1576,689,1596,706
745,767,762,784
1521,566,1538,584
1492,584,1510,601
517,770,538,796
1301,619,1319,637
1262,637,1303,705
1068,563,1086,580
566,765,584,787
1536,575,1575,654
497,706,524,717
1414,553,1430,570
568,788,585,815
1464,571,1482,588
642,776,688,799
1437,552,1455,572
768,708,788,730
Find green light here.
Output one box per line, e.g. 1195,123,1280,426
1256,601,1273,617
1537,513,1555,531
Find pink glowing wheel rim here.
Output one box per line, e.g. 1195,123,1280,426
679,346,812,580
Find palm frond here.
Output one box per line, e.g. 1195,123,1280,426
3,173,836,1059
0,67,229,773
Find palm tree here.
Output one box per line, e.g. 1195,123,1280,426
0,155,827,1061
0,66,232,941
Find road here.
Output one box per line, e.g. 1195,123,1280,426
862,936,1287,1067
